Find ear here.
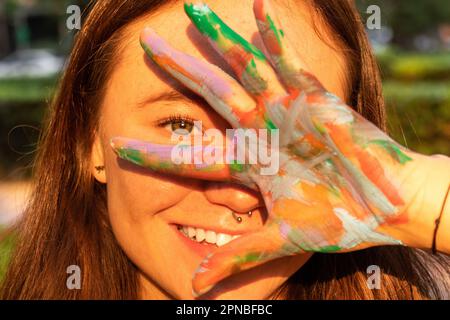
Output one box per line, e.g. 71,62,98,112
91,134,107,183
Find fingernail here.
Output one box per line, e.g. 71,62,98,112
110,137,121,150
192,284,214,298
140,27,156,54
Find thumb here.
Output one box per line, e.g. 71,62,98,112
192,221,301,297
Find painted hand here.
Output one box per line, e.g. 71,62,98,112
111,0,427,297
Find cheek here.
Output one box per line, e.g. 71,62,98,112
102,137,199,251
102,145,200,298
104,146,197,221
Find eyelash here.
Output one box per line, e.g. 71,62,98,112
156,114,196,128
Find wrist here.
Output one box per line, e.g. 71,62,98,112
435,174,450,254
402,154,450,251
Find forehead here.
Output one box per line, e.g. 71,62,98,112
111,0,348,103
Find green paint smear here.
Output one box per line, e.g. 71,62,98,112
368,140,413,164
118,148,145,165
317,245,341,253
266,14,283,46
159,161,176,170
230,160,245,173
313,121,327,135
184,3,266,61
245,59,260,79
141,41,154,59
286,228,342,253
236,252,263,265
265,118,278,130
243,59,268,91
118,149,180,172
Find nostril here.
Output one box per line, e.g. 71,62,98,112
204,181,264,212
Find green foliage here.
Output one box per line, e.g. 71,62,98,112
0,102,44,179
376,49,450,156
0,77,56,178
0,227,15,283
357,0,450,48
0,76,57,104
384,81,450,156
377,50,450,81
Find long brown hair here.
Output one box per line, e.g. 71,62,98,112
1,0,449,299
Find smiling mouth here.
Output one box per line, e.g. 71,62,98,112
176,224,242,247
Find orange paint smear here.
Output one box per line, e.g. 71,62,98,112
224,46,253,80
303,133,326,150
326,123,405,207
263,32,282,56
154,55,203,88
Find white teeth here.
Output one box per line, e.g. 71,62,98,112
216,233,232,246
205,230,217,244
188,227,196,239
195,228,206,242
177,225,241,247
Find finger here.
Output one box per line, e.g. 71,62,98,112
111,136,234,181
253,0,325,93
184,2,287,102
191,222,297,297
140,27,263,128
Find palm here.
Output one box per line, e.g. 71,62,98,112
224,87,404,258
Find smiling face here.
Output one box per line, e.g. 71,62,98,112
92,0,348,299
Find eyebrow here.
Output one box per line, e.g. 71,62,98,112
138,89,202,108
136,89,191,108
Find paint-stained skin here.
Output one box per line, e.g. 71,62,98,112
111,0,418,297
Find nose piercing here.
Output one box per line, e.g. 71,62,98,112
231,210,253,223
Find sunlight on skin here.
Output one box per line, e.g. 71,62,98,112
108,0,443,298
92,0,450,299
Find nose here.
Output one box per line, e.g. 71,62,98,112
203,182,263,215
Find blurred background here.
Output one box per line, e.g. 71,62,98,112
0,0,449,277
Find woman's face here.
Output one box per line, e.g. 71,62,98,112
94,0,348,299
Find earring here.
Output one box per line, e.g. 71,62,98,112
95,165,105,173
231,210,253,223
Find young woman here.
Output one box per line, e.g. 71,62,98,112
1,0,449,300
